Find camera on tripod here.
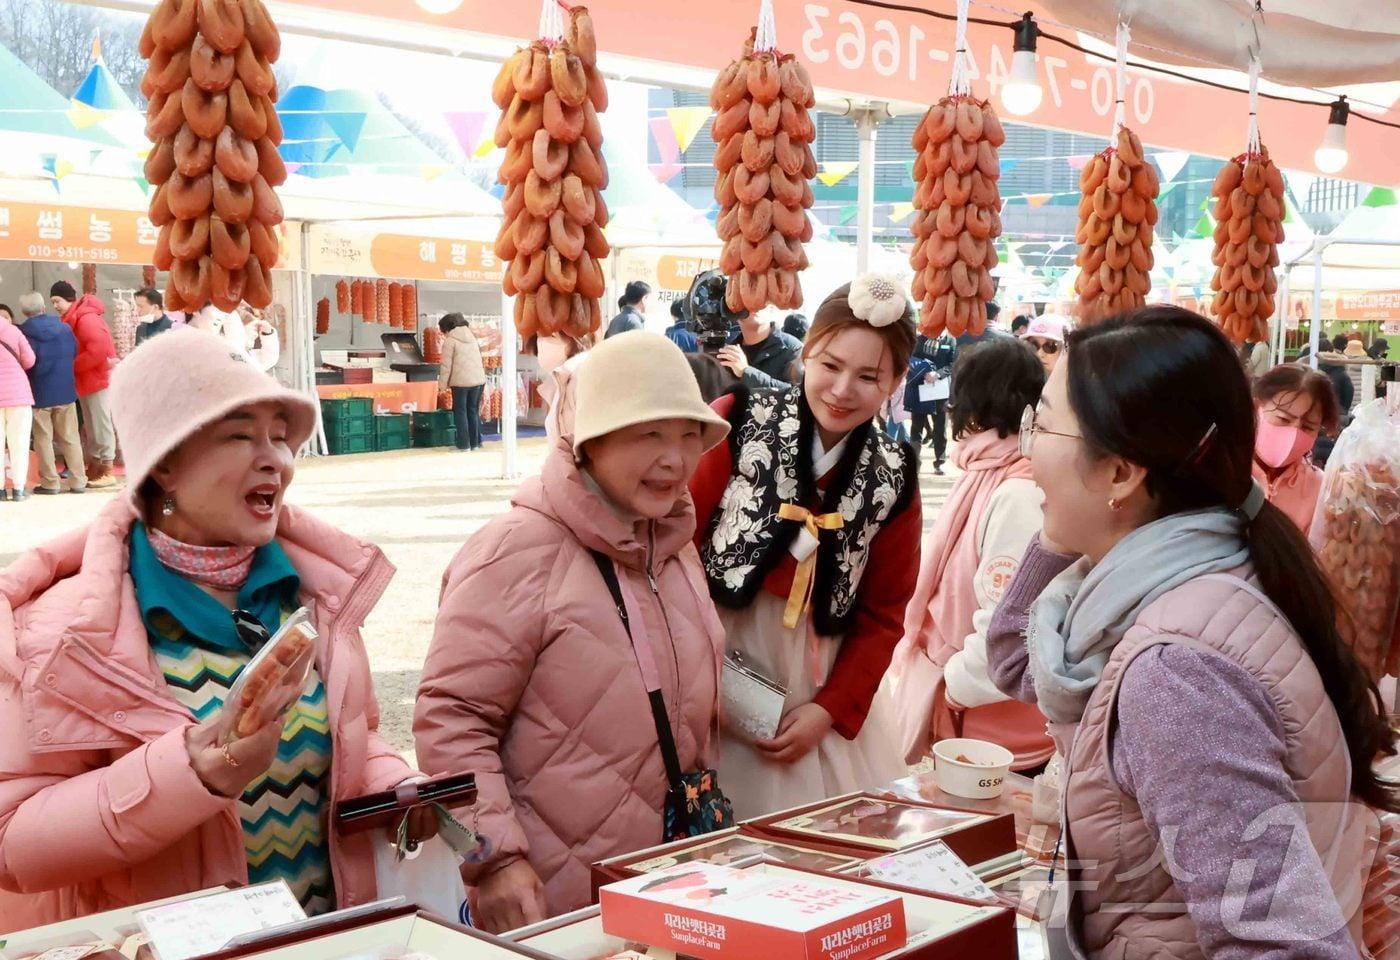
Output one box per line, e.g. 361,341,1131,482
685,269,748,354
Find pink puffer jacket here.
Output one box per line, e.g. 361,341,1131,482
415,446,723,918
0,315,35,408
0,499,417,930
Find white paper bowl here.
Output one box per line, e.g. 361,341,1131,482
932,738,1015,799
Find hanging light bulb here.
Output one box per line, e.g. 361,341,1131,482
415,0,463,13
1314,97,1350,174
1001,12,1043,116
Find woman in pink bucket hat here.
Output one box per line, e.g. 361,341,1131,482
1023,314,1068,376
0,327,432,925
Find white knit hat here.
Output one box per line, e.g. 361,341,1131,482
571,331,730,457
110,326,317,502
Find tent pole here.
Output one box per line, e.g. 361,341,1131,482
1309,238,1324,370
855,109,880,275
501,290,518,480
1275,269,1290,365
299,222,326,456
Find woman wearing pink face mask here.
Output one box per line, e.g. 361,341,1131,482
1251,364,1340,532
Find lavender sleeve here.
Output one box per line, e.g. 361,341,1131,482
985,539,1077,702
1112,645,1359,960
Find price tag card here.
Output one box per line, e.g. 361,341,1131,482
137,883,306,960
866,840,996,902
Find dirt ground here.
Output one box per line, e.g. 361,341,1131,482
2,437,956,762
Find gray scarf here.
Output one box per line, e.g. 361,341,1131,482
1027,508,1250,724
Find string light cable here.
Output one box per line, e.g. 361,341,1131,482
839,0,1400,130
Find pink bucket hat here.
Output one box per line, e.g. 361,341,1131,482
110,326,317,502
1024,315,1068,342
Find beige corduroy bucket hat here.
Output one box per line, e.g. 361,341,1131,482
570,330,730,457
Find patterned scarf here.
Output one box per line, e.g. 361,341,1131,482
147,526,256,590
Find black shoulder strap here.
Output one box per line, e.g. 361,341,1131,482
588,550,685,790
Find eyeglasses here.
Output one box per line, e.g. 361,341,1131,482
1027,338,1061,356
1019,404,1081,459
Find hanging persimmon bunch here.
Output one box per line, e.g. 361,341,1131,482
141,0,286,312
710,0,816,314
1071,24,1158,324
909,0,1004,338
491,0,609,340
1208,59,1283,346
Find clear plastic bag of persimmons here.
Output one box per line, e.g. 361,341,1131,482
218,607,319,745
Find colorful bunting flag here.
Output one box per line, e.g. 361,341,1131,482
1026,193,1051,208
1193,213,1213,238
421,164,449,181
999,158,1021,175
648,116,683,183
888,202,915,223
474,137,497,159
40,154,73,192
67,101,105,130
838,204,858,225
1152,150,1189,184
324,111,367,153
817,161,858,188
443,111,487,158
1363,187,1398,207
665,107,713,153
1066,155,1092,171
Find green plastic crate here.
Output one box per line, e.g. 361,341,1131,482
374,414,411,451
327,434,374,455
321,397,373,420
411,426,456,448
374,413,410,438
325,416,373,441
411,410,454,432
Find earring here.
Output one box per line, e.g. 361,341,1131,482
1108,497,1122,512
161,495,176,517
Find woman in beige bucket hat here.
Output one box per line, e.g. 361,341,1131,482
416,331,731,930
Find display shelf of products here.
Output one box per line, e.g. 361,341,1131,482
519,861,1016,960
743,792,1019,873
199,906,556,960
591,826,868,899
417,312,546,429
0,887,232,960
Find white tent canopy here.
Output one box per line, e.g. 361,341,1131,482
1284,205,1400,293
1036,0,1400,88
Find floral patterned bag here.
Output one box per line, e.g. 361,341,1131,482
589,551,734,842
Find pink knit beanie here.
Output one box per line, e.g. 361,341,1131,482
111,326,317,502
